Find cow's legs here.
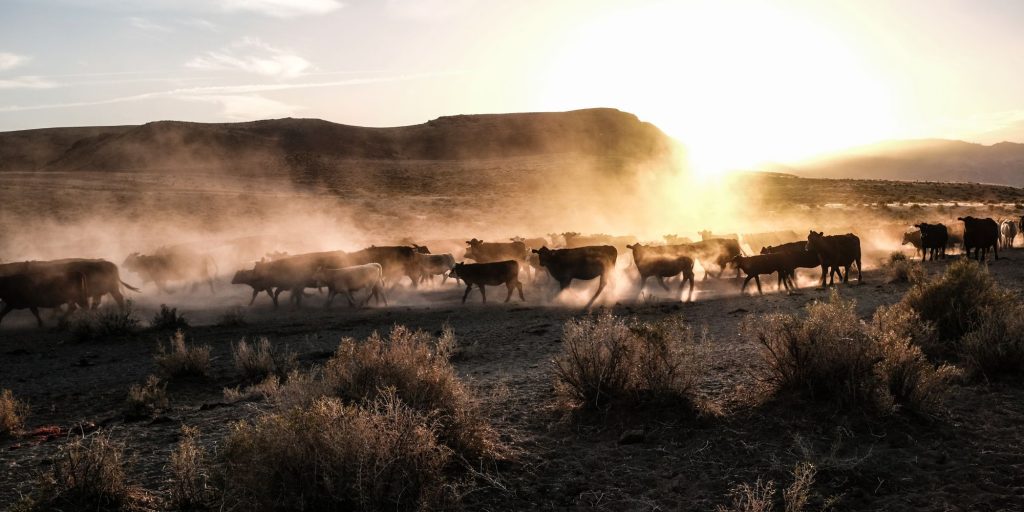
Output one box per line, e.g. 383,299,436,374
504,282,514,303
0,304,13,327
377,281,388,306
754,275,763,295
741,275,753,294
344,290,358,308
680,272,694,302
637,275,650,296
516,280,525,301
249,289,259,306
30,307,43,328
656,276,670,292
479,285,487,304
462,284,473,304
584,275,606,309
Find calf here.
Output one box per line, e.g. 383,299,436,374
915,223,949,261
806,231,862,286
626,243,695,302
902,230,923,259
958,216,999,261
449,260,524,304
0,270,90,327
1000,220,1017,249
231,269,278,307
733,254,796,295
312,263,387,308
533,246,617,308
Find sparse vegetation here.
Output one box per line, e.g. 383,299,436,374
150,304,189,331
0,389,29,438
217,307,248,327
220,391,452,511
553,312,707,411
65,302,142,342
717,463,824,512
154,330,211,379
168,425,211,510
883,251,924,284
232,337,295,384
959,309,1024,379
903,259,1014,344
748,292,953,413
125,375,168,420
17,433,144,511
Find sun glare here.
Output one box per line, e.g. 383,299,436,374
539,1,903,178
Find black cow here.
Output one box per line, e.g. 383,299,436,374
1,259,138,309
0,270,90,327
449,260,525,304
532,246,617,308
806,231,862,287
957,216,999,261
760,241,824,289
914,223,949,261
733,254,796,295
231,269,279,307
626,243,695,302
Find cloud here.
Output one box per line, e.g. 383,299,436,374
0,76,59,89
128,17,174,33
386,0,475,19
0,52,29,71
187,38,312,78
182,18,218,31
219,0,343,18
186,94,302,119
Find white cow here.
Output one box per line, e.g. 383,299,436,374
415,253,457,285
312,263,387,308
1000,220,1018,249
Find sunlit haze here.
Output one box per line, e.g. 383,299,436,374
2,0,1024,176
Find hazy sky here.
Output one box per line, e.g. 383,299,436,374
2,0,1023,170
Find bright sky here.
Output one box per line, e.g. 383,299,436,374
2,0,1023,174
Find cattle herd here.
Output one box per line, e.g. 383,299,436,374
0,215,1021,328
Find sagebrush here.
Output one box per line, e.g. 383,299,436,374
233,337,295,383
155,330,211,378
903,258,1014,344
150,304,189,331
168,425,210,509
0,388,29,438
125,375,168,420
66,302,142,342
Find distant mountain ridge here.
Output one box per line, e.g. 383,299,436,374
0,108,677,175
790,138,1024,187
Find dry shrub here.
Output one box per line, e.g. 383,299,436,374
553,312,707,411
1,388,29,438
869,303,960,413
151,304,189,331
748,292,953,413
232,337,295,383
19,433,144,511
220,391,451,511
324,325,498,461
883,252,924,284
717,463,823,512
125,375,168,420
960,308,1024,379
168,425,210,509
903,258,1014,344
155,330,211,379
217,307,247,327
67,302,142,342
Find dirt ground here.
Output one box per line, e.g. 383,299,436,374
2,252,1024,511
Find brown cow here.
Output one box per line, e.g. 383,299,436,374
449,260,524,304
626,243,695,302
464,239,528,264
532,245,617,308
0,270,90,327
123,246,217,294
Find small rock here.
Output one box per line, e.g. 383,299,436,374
618,429,645,445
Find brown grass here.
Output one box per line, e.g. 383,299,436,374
125,375,168,420
552,312,707,411
960,308,1024,380
323,325,499,461
154,330,211,379
16,432,146,511
232,337,296,384
66,302,142,342
717,463,823,512
168,425,211,509
883,252,924,284
219,391,452,511
150,304,189,331
0,388,29,438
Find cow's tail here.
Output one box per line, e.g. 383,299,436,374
120,279,142,292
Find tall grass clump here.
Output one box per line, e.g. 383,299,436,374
748,292,953,413
232,337,295,384
67,302,142,342
150,304,189,331
155,330,211,379
17,433,144,511
168,425,211,509
125,375,168,420
1,389,29,438
959,309,1024,380
717,463,824,512
323,325,498,461
902,258,1014,344
883,252,924,284
220,391,451,512
552,312,708,411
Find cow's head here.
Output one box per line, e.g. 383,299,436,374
532,246,554,266
806,231,825,252
411,244,430,254
466,239,483,246
510,236,525,243
122,252,142,269
759,245,772,255
231,269,254,285
449,262,464,279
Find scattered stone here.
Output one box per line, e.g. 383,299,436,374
618,429,645,445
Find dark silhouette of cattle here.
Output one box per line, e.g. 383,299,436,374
699,230,738,241
0,270,89,327
760,241,824,288
312,263,387,308
0,259,137,309
733,254,796,295
914,223,949,261
464,239,528,263
663,234,693,245
347,246,421,287
626,244,695,302
806,231,862,286
449,260,524,304
561,233,639,252
123,246,217,294
249,250,349,307
532,246,617,308
902,230,923,259
231,269,278,307
686,239,743,280
957,216,999,261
